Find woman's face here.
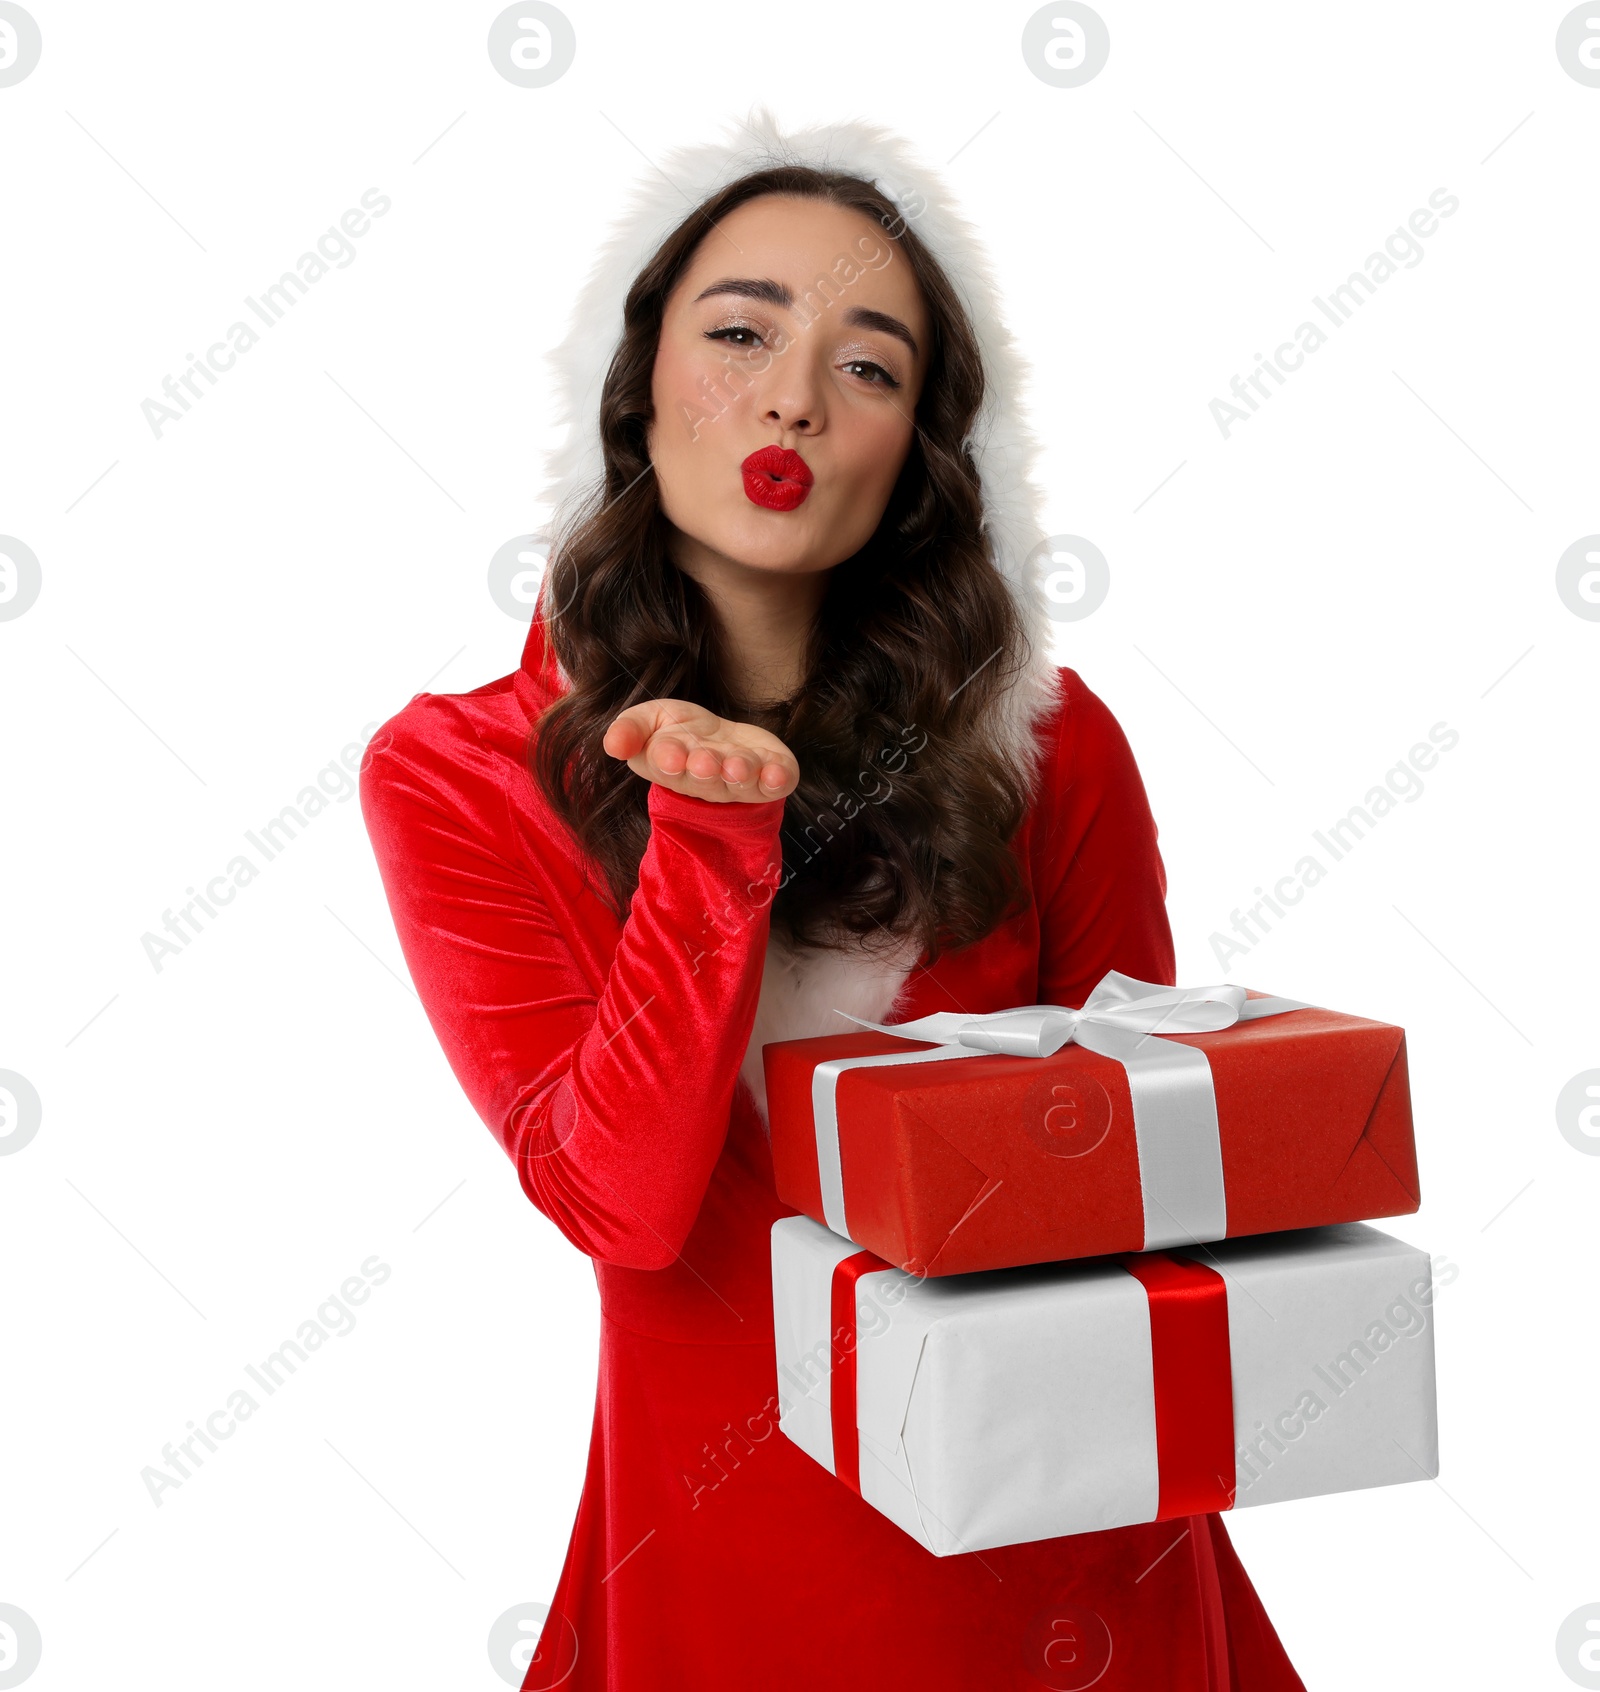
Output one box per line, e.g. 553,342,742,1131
646,193,931,580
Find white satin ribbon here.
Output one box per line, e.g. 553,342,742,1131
812,970,1312,1252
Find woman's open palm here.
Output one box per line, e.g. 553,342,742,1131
603,699,799,804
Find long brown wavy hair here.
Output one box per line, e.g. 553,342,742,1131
531,163,1040,964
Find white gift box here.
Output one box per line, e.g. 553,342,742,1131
771,1215,1440,1557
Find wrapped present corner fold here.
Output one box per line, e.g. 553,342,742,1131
763,971,1420,1275
771,1213,1440,1557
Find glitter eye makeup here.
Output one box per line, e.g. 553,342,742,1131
701,318,902,389
837,349,902,390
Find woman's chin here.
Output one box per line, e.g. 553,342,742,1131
710,511,836,576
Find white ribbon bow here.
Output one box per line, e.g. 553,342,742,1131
836,970,1304,1060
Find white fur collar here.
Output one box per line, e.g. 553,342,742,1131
736,927,924,1128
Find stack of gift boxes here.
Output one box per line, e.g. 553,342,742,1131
762,972,1438,1557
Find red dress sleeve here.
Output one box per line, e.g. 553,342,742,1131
359,699,786,1271
1034,668,1177,1003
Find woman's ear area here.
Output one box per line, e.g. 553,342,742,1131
644,258,703,469
642,316,672,472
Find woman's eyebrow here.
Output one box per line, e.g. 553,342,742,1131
844,306,919,359
691,278,920,358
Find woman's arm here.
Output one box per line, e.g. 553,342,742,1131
1034,669,1177,1003
360,700,786,1271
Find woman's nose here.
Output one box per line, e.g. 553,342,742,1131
750,346,823,434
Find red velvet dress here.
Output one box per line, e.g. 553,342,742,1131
360,616,1307,1692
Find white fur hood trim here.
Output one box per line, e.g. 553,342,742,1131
736,927,925,1128
533,104,1063,1124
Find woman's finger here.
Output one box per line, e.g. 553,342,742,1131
645,733,692,777
720,751,756,786
603,699,712,764
604,702,799,802
681,743,728,782
601,714,646,760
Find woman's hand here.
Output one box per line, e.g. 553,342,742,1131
603,699,799,803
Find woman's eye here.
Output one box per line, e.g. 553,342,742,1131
705,326,762,349
843,358,901,390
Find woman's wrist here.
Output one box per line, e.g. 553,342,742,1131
645,780,788,828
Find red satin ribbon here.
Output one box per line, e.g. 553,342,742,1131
1116,1251,1237,1519
828,1249,884,1495
826,1248,1236,1516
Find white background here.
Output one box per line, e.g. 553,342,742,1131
2,3,1596,1687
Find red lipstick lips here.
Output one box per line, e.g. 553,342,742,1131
741,445,814,511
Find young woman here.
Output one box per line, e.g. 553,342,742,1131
361,109,1306,1692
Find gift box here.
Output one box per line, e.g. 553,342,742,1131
764,972,1419,1275
772,1213,1440,1556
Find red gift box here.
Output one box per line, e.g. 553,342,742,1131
764,976,1419,1276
